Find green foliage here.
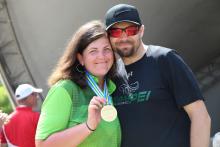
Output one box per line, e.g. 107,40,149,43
0,85,13,114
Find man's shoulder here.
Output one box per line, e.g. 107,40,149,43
146,45,173,58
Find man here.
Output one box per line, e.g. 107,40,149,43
0,84,42,147
105,4,211,147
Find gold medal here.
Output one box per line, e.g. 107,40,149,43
101,105,117,122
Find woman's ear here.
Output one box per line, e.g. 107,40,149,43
76,53,84,66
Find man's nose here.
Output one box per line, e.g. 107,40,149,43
120,31,128,40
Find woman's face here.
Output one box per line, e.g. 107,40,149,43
77,36,114,79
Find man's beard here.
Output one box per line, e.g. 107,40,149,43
116,47,135,57
115,41,135,57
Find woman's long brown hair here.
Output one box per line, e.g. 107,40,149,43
48,20,117,88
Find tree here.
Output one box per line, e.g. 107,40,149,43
0,84,13,114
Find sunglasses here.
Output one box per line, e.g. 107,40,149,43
108,25,140,38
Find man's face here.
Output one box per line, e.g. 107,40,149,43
108,22,143,57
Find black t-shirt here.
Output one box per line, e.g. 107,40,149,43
112,45,203,147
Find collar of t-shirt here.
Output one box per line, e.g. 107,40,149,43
16,106,32,111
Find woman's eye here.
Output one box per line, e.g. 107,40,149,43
89,50,97,53
104,48,112,52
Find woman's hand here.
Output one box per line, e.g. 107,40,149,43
87,96,106,131
0,110,9,127
35,96,106,147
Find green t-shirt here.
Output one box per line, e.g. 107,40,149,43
36,79,121,147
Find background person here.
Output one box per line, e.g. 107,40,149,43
0,84,42,147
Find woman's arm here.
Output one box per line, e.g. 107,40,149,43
36,96,105,147
36,122,92,147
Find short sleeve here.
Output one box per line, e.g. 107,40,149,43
159,51,203,107
35,85,72,140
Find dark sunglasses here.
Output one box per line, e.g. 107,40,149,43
108,25,140,38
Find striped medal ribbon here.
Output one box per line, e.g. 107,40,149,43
86,71,117,122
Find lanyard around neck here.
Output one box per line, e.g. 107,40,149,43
85,71,111,105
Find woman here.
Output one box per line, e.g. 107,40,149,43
35,20,121,147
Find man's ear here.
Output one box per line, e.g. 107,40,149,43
76,53,84,66
139,25,145,38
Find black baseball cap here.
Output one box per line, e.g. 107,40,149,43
105,4,142,30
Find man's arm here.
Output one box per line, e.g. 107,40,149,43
184,100,211,147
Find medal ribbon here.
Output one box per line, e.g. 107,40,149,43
85,71,112,105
